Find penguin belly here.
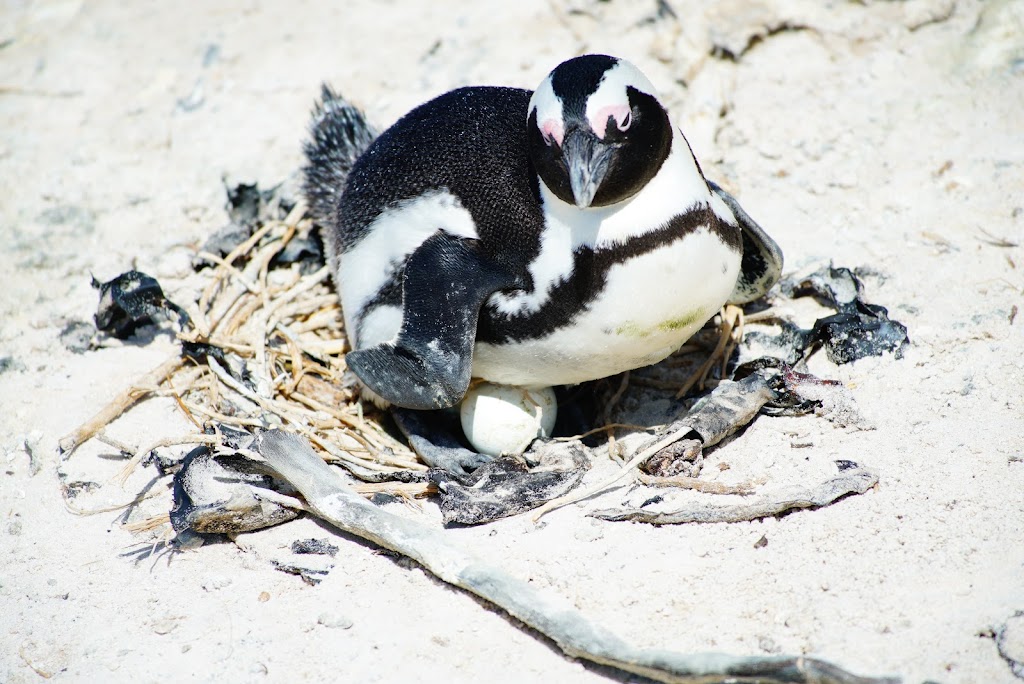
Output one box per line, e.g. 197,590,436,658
471,227,741,387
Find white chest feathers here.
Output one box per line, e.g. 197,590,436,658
472,225,740,387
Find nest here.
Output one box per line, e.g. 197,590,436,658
171,201,425,481
57,184,446,519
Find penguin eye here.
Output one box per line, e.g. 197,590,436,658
618,111,631,131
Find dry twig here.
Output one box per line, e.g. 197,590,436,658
676,304,743,398
59,355,185,457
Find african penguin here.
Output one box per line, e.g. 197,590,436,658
303,54,783,412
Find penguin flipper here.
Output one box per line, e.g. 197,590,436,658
347,232,518,410
709,181,784,305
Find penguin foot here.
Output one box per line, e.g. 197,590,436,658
392,407,492,475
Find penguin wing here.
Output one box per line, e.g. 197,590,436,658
710,181,785,304
346,232,519,410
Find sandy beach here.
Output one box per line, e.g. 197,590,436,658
2,1,1023,682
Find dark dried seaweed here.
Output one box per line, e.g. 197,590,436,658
92,270,190,338
431,441,590,525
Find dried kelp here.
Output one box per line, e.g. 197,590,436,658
169,444,301,534
797,266,909,364
431,441,590,525
738,265,909,369
291,538,339,556
92,270,190,338
592,462,879,524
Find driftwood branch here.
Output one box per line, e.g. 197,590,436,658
255,430,897,684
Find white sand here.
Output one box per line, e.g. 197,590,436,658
2,1,1023,682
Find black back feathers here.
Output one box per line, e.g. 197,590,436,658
336,87,546,267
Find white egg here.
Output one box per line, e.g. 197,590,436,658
460,383,557,457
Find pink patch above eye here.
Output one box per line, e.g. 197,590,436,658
540,119,564,146
591,104,632,138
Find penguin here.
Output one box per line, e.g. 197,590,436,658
303,54,782,429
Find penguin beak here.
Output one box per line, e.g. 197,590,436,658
562,129,613,209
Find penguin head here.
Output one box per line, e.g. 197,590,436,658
528,55,673,209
